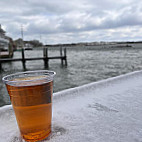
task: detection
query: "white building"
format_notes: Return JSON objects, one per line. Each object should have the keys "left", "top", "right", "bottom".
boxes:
{"left": 0, "top": 24, "right": 9, "bottom": 51}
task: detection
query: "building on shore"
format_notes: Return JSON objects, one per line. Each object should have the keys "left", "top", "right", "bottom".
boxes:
{"left": 0, "top": 24, "right": 9, "bottom": 51}
{"left": 0, "top": 24, "right": 14, "bottom": 58}
{"left": 14, "top": 38, "right": 42, "bottom": 49}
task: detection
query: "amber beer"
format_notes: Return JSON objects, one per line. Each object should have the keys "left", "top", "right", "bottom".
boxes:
{"left": 3, "top": 70, "right": 56, "bottom": 142}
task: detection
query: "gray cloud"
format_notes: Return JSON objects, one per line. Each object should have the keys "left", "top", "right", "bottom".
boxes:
{"left": 0, "top": 0, "right": 142, "bottom": 44}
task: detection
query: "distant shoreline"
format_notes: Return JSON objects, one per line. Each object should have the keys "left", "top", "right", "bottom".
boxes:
{"left": 45, "top": 41, "right": 142, "bottom": 47}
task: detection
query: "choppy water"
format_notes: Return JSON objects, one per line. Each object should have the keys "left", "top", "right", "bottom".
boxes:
{"left": 1, "top": 45, "right": 142, "bottom": 106}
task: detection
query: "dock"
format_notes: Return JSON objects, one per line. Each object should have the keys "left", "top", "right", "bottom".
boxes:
{"left": 0, "top": 51, "right": 13, "bottom": 58}
{"left": 0, "top": 47, "right": 67, "bottom": 70}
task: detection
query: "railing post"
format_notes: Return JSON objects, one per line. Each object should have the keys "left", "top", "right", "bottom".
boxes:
{"left": 21, "top": 48, "right": 26, "bottom": 69}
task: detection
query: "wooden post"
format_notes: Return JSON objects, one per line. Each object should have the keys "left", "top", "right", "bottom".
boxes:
{"left": 43, "top": 48, "right": 45, "bottom": 57}
{"left": 43, "top": 48, "right": 49, "bottom": 67}
{"left": 64, "top": 48, "right": 67, "bottom": 66}
{"left": 60, "top": 47, "right": 63, "bottom": 65}
{"left": 43, "top": 48, "right": 46, "bottom": 65}
{"left": 21, "top": 48, "right": 26, "bottom": 69}
{"left": 0, "top": 61, "right": 2, "bottom": 70}
{"left": 46, "top": 48, "right": 49, "bottom": 67}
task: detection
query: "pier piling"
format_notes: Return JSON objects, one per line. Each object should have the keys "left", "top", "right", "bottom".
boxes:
{"left": 64, "top": 48, "right": 67, "bottom": 66}
{"left": 43, "top": 48, "right": 49, "bottom": 67}
{"left": 0, "top": 61, "right": 1, "bottom": 70}
{"left": 60, "top": 47, "right": 63, "bottom": 65}
{"left": 21, "top": 48, "right": 26, "bottom": 69}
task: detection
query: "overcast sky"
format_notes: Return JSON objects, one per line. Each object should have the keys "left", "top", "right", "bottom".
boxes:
{"left": 0, "top": 0, "right": 142, "bottom": 44}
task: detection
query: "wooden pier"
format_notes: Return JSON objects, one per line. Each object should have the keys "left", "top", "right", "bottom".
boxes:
{"left": 0, "top": 47, "right": 67, "bottom": 70}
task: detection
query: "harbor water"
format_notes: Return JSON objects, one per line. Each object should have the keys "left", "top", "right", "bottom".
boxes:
{"left": 1, "top": 45, "right": 142, "bottom": 106}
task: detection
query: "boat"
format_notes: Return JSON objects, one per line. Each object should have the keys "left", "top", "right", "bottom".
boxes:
{"left": 24, "top": 46, "right": 33, "bottom": 50}
{"left": 24, "top": 43, "right": 33, "bottom": 50}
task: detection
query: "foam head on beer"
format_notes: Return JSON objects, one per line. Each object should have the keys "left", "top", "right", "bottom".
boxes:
{"left": 10, "top": 75, "right": 49, "bottom": 86}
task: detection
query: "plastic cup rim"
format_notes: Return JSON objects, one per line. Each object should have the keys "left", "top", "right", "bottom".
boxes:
{"left": 2, "top": 70, "right": 56, "bottom": 84}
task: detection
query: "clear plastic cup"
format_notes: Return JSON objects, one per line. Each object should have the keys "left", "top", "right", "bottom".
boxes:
{"left": 2, "top": 70, "right": 56, "bottom": 142}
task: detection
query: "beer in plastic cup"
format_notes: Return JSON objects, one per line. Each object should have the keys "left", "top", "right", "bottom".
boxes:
{"left": 2, "top": 70, "right": 56, "bottom": 142}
